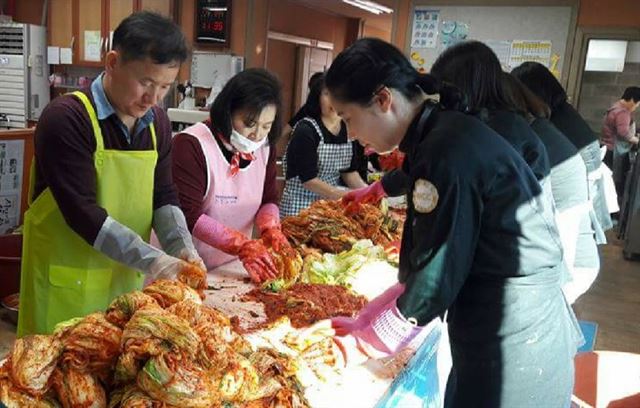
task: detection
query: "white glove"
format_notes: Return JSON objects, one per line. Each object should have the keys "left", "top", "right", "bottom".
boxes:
{"left": 94, "top": 216, "right": 172, "bottom": 274}
{"left": 148, "top": 253, "right": 193, "bottom": 281}
{"left": 176, "top": 247, "right": 206, "bottom": 271}
{"left": 153, "top": 205, "right": 200, "bottom": 259}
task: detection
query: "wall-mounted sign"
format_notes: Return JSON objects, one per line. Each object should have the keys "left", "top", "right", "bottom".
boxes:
{"left": 411, "top": 9, "right": 440, "bottom": 49}
{"left": 195, "top": 0, "right": 232, "bottom": 46}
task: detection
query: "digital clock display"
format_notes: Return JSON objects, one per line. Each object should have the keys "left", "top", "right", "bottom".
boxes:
{"left": 196, "top": 0, "right": 231, "bottom": 45}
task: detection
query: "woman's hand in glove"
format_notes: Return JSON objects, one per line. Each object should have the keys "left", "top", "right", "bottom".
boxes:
{"left": 331, "top": 282, "right": 405, "bottom": 336}
{"left": 238, "top": 240, "right": 279, "bottom": 283}
{"left": 261, "top": 227, "right": 292, "bottom": 252}
{"left": 350, "top": 300, "right": 425, "bottom": 357}
{"left": 255, "top": 203, "right": 291, "bottom": 252}
{"left": 341, "top": 180, "right": 386, "bottom": 205}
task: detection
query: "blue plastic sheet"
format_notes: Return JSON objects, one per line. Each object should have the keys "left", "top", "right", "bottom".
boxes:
{"left": 375, "top": 324, "right": 443, "bottom": 408}
{"left": 577, "top": 320, "right": 597, "bottom": 353}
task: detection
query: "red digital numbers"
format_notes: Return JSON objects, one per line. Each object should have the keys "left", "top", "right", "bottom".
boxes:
{"left": 200, "top": 11, "right": 225, "bottom": 32}
{"left": 200, "top": 21, "right": 224, "bottom": 32}
{"left": 196, "top": 1, "right": 229, "bottom": 43}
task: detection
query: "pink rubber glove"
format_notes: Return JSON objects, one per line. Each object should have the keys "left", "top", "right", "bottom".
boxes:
{"left": 193, "top": 214, "right": 278, "bottom": 283}
{"left": 255, "top": 203, "right": 292, "bottom": 252}
{"left": 331, "top": 282, "right": 405, "bottom": 336}
{"left": 341, "top": 180, "right": 387, "bottom": 205}
{"left": 352, "top": 299, "right": 425, "bottom": 356}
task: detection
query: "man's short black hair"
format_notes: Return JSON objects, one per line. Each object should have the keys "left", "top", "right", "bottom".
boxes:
{"left": 622, "top": 87, "right": 640, "bottom": 103}
{"left": 112, "top": 11, "right": 188, "bottom": 64}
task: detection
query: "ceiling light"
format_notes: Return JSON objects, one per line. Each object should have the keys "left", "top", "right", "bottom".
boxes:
{"left": 343, "top": 0, "right": 394, "bottom": 15}
{"left": 357, "top": 0, "right": 393, "bottom": 14}
{"left": 343, "top": 0, "right": 381, "bottom": 14}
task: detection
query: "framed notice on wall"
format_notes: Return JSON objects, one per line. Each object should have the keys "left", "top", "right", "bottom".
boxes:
{"left": 195, "top": 0, "right": 232, "bottom": 46}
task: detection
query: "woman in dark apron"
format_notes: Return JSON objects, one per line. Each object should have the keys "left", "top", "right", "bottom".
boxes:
{"left": 512, "top": 62, "right": 614, "bottom": 242}
{"left": 280, "top": 74, "right": 367, "bottom": 217}
{"left": 502, "top": 73, "right": 600, "bottom": 304}
{"left": 326, "top": 38, "right": 581, "bottom": 408}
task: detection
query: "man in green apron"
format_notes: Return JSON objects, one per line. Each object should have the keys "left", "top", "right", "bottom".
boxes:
{"left": 17, "top": 12, "right": 204, "bottom": 336}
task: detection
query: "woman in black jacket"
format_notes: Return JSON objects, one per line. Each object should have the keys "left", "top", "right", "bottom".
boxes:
{"left": 325, "top": 38, "right": 580, "bottom": 408}
{"left": 503, "top": 72, "right": 600, "bottom": 304}
{"left": 512, "top": 61, "right": 613, "bottom": 240}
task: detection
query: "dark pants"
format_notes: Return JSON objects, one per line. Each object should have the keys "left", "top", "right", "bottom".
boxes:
{"left": 604, "top": 149, "right": 614, "bottom": 168}
{"left": 615, "top": 153, "right": 631, "bottom": 207}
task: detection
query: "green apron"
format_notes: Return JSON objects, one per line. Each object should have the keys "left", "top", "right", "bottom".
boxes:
{"left": 17, "top": 91, "right": 158, "bottom": 336}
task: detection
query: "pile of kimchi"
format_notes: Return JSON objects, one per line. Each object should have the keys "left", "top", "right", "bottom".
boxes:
{"left": 0, "top": 279, "right": 310, "bottom": 408}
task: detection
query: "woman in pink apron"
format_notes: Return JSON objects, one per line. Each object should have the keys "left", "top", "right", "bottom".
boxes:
{"left": 171, "top": 69, "right": 290, "bottom": 283}
{"left": 280, "top": 74, "right": 368, "bottom": 217}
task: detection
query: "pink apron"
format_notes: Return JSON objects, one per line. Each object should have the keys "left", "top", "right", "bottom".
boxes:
{"left": 181, "top": 122, "right": 268, "bottom": 269}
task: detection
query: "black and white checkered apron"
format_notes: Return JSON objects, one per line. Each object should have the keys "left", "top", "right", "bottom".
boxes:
{"left": 280, "top": 118, "right": 354, "bottom": 217}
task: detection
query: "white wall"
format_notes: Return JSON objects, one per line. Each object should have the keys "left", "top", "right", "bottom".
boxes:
{"left": 625, "top": 41, "right": 640, "bottom": 63}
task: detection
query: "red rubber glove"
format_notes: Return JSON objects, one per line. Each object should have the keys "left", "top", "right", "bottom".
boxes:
{"left": 193, "top": 214, "right": 278, "bottom": 283}
{"left": 341, "top": 181, "right": 387, "bottom": 205}
{"left": 237, "top": 240, "right": 279, "bottom": 283}
{"left": 255, "top": 203, "right": 292, "bottom": 252}
{"left": 331, "top": 282, "right": 405, "bottom": 336}
{"left": 378, "top": 149, "right": 406, "bottom": 171}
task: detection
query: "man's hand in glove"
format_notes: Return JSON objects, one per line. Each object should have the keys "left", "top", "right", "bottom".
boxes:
{"left": 176, "top": 247, "right": 206, "bottom": 272}
{"left": 176, "top": 248, "right": 207, "bottom": 294}
{"left": 148, "top": 254, "right": 198, "bottom": 282}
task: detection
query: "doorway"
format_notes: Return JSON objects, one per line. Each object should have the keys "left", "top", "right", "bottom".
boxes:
{"left": 265, "top": 32, "right": 334, "bottom": 157}
{"left": 293, "top": 45, "right": 333, "bottom": 118}
{"left": 576, "top": 39, "right": 640, "bottom": 134}
{"left": 567, "top": 27, "right": 640, "bottom": 122}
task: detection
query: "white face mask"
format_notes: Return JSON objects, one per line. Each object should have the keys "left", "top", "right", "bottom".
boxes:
{"left": 230, "top": 129, "right": 267, "bottom": 153}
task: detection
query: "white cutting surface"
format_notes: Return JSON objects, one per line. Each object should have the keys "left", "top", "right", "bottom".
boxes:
{"left": 203, "top": 259, "right": 400, "bottom": 331}
{"left": 203, "top": 259, "right": 445, "bottom": 408}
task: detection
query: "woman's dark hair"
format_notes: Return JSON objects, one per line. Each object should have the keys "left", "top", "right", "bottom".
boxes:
{"left": 308, "top": 71, "right": 324, "bottom": 89}
{"left": 112, "top": 11, "right": 188, "bottom": 64}
{"left": 325, "top": 38, "right": 446, "bottom": 107}
{"left": 502, "top": 72, "right": 551, "bottom": 119}
{"left": 209, "top": 68, "right": 283, "bottom": 144}
{"left": 302, "top": 73, "right": 325, "bottom": 121}
{"left": 511, "top": 62, "right": 567, "bottom": 111}
{"left": 430, "top": 41, "right": 513, "bottom": 114}
{"left": 621, "top": 86, "right": 640, "bottom": 103}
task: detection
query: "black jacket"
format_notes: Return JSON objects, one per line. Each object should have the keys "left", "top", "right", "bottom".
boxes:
{"left": 484, "top": 109, "right": 550, "bottom": 181}
{"left": 550, "top": 100, "right": 598, "bottom": 152}
{"left": 396, "top": 104, "right": 578, "bottom": 408}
